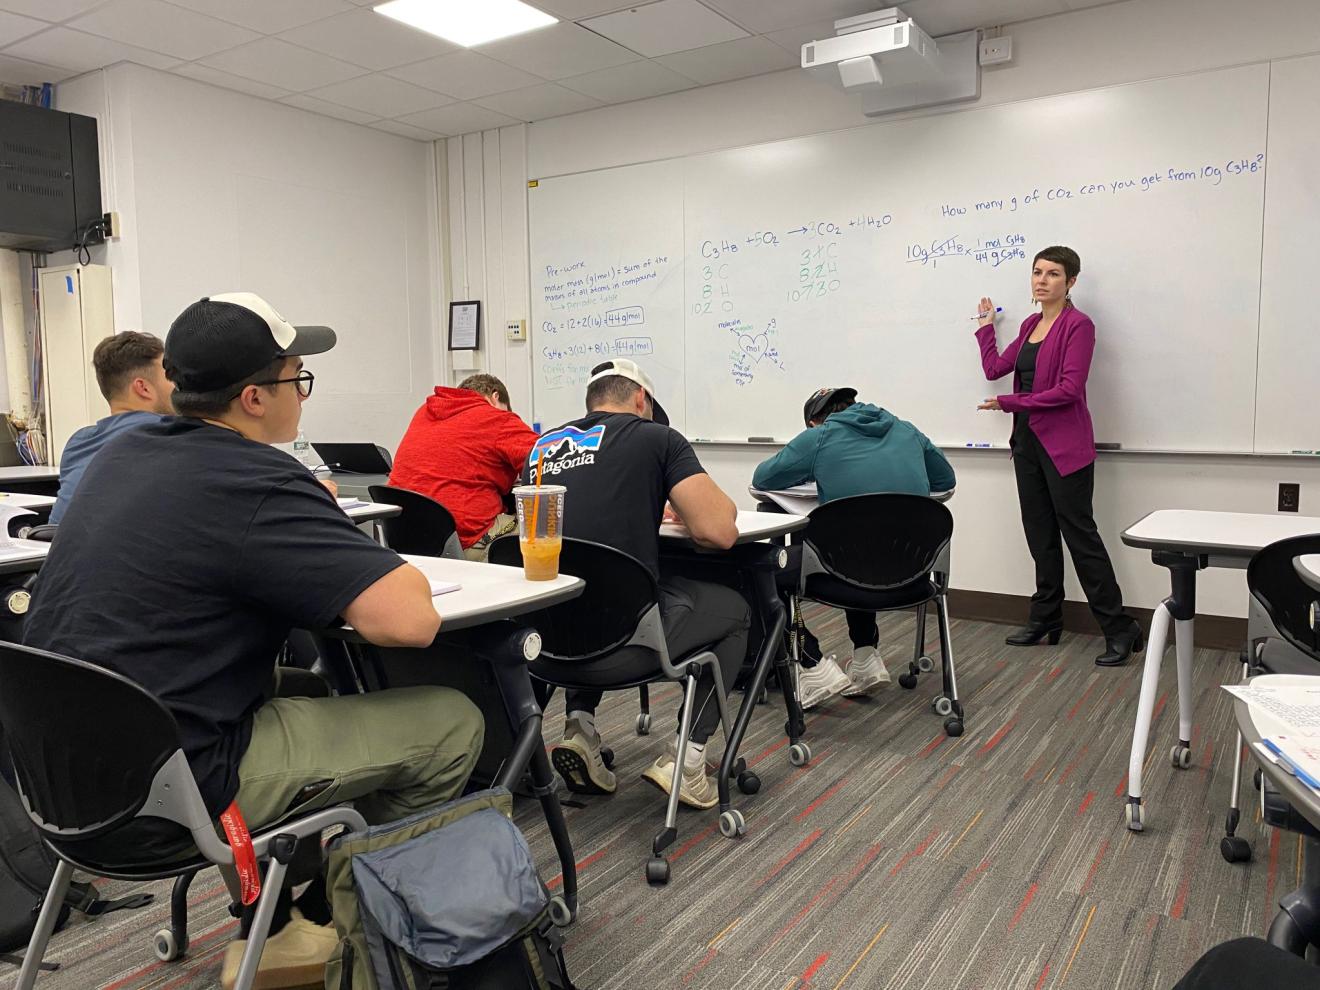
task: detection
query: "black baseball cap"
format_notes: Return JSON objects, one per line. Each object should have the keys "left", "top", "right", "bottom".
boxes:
{"left": 803, "top": 387, "right": 858, "bottom": 426}
{"left": 165, "top": 292, "right": 336, "bottom": 394}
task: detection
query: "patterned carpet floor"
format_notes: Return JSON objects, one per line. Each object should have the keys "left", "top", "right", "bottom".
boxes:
{"left": 0, "top": 609, "right": 1292, "bottom": 990}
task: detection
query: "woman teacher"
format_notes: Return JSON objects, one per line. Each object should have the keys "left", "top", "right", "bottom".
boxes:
{"left": 973, "top": 245, "right": 1143, "bottom": 667}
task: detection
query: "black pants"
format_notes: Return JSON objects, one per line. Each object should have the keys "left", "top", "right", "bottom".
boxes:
{"left": 1172, "top": 938, "right": 1320, "bottom": 990}
{"left": 1012, "top": 427, "right": 1134, "bottom": 638}
{"left": 565, "top": 575, "right": 750, "bottom": 745}
{"left": 778, "top": 545, "right": 879, "bottom": 654}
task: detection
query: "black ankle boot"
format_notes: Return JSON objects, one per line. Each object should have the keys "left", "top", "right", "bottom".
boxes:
{"left": 1005, "top": 621, "right": 1063, "bottom": 647}
{"left": 1096, "top": 623, "right": 1145, "bottom": 667}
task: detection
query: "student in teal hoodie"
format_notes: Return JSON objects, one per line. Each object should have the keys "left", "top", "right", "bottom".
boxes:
{"left": 753, "top": 387, "right": 955, "bottom": 708}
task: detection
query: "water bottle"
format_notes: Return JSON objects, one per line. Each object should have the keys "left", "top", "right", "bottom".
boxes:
{"left": 292, "top": 428, "right": 314, "bottom": 470}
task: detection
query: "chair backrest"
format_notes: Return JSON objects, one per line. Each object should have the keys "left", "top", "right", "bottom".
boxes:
{"left": 368, "top": 485, "right": 460, "bottom": 557}
{"left": 488, "top": 536, "right": 659, "bottom": 662}
{"left": 803, "top": 493, "right": 953, "bottom": 590}
{"left": 0, "top": 643, "right": 181, "bottom": 840}
{"left": 1248, "top": 535, "right": 1320, "bottom": 660}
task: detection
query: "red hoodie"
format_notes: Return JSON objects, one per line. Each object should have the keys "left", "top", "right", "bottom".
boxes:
{"left": 389, "top": 387, "right": 538, "bottom": 548}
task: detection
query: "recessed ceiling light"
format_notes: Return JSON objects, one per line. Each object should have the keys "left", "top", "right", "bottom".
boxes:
{"left": 374, "top": 0, "right": 557, "bottom": 47}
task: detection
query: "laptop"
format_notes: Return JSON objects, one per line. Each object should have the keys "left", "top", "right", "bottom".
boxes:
{"left": 310, "top": 442, "right": 393, "bottom": 474}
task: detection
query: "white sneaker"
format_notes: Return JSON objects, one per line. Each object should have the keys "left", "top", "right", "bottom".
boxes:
{"left": 843, "top": 647, "right": 891, "bottom": 697}
{"left": 795, "top": 655, "right": 852, "bottom": 710}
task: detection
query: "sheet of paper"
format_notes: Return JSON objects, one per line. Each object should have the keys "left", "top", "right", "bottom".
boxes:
{"left": 1224, "top": 676, "right": 1320, "bottom": 737}
{"left": 429, "top": 580, "right": 461, "bottom": 597}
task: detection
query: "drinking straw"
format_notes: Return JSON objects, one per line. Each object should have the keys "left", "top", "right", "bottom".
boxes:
{"left": 529, "top": 450, "right": 545, "bottom": 542}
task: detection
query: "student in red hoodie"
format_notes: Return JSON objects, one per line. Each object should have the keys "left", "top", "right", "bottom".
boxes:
{"left": 390, "top": 374, "right": 538, "bottom": 560}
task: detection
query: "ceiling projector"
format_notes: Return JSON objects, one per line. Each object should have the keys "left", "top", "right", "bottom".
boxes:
{"left": 801, "top": 8, "right": 979, "bottom": 115}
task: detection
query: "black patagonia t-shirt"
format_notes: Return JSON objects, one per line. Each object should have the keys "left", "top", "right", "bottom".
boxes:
{"left": 23, "top": 418, "right": 403, "bottom": 816}
{"left": 523, "top": 412, "right": 704, "bottom": 577}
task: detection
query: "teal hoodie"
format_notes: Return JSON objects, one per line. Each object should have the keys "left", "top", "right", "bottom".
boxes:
{"left": 751, "top": 403, "right": 955, "bottom": 503}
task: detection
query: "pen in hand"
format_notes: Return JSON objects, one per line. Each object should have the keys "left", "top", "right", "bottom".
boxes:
{"left": 970, "top": 307, "right": 1004, "bottom": 320}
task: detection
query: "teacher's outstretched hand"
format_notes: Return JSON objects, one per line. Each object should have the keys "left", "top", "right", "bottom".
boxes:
{"left": 969, "top": 245, "right": 1143, "bottom": 668}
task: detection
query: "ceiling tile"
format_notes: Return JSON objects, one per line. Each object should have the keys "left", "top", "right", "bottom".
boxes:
{"left": 655, "top": 34, "right": 796, "bottom": 85}
{"left": 1060, "top": 0, "right": 1127, "bottom": 8}
{"left": 532, "top": 0, "right": 632, "bottom": 17}
{"left": 583, "top": 0, "right": 747, "bottom": 57}
{"left": 701, "top": 0, "right": 877, "bottom": 34}
{"left": 370, "top": 118, "right": 442, "bottom": 141}
{"left": 560, "top": 59, "right": 696, "bottom": 103}
{"left": 0, "top": 0, "right": 109, "bottom": 22}
{"left": 2, "top": 26, "right": 180, "bottom": 72}
{"left": 476, "top": 22, "right": 637, "bottom": 81}
{"left": 201, "top": 36, "right": 366, "bottom": 91}
{"left": 278, "top": 7, "right": 457, "bottom": 71}
{"left": 387, "top": 50, "right": 545, "bottom": 100}
{"left": 67, "top": 0, "right": 260, "bottom": 60}
{"left": 763, "top": 19, "right": 838, "bottom": 56}
{"left": 396, "top": 102, "right": 521, "bottom": 137}
{"left": 0, "top": 51, "right": 73, "bottom": 82}
{"left": 166, "top": 0, "right": 355, "bottom": 34}
{"left": 899, "top": 0, "right": 1067, "bottom": 35}
{"left": 307, "top": 72, "right": 451, "bottom": 116}
{"left": 171, "top": 61, "right": 293, "bottom": 100}
{"left": 0, "top": 10, "right": 44, "bottom": 46}
{"left": 279, "top": 91, "right": 378, "bottom": 123}
{"left": 473, "top": 82, "right": 600, "bottom": 121}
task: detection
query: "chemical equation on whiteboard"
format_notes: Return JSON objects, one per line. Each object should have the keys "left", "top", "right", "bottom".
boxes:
{"left": 697, "top": 213, "right": 894, "bottom": 258}
{"left": 906, "top": 234, "right": 1026, "bottom": 269}
{"left": 541, "top": 306, "right": 645, "bottom": 336}
{"left": 540, "top": 337, "right": 655, "bottom": 364}
{"left": 725, "top": 318, "right": 785, "bottom": 387}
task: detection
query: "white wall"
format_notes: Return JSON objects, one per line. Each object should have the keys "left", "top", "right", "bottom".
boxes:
{"left": 447, "top": 0, "right": 1320, "bottom": 619}
{"left": 55, "top": 63, "right": 444, "bottom": 449}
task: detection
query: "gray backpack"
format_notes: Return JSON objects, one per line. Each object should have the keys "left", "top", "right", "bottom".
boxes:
{"left": 324, "top": 788, "right": 577, "bottom": 990}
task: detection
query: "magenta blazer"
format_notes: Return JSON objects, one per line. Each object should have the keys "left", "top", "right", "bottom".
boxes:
{"left": 976, "top": 306, "right": 1097, "bottom": 477}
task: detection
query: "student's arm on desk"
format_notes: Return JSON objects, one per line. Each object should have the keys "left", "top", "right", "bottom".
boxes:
{"left": 918, "top": 430, "right": 956, "bottom": 492}
{"left": 750, "top": 430, "right": 815, "bottom": 492}
{"left": 669, "top": 474, "right": 738, "bottom": 550}
{"left": 342, "top": 563, "right": 441, "bottom": 647}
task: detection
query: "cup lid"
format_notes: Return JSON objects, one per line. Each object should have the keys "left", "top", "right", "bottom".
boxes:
{"left": 512, "top": 484, "right": 567, "bottom": 495}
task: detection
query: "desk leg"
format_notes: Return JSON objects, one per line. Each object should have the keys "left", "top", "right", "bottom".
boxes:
{"left": 1127, "top": 601, "right": 1172, "bottom": 831}
{"left": 1172, "top": 618, "right": 1196, "bottom": 768}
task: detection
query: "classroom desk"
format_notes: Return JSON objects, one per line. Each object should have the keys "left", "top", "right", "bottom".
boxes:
{"left": 748, "top": 485, "right": 956, "bottom": 516}
{"left": 0, "top": 466, "right": 59, "bottom": 497}
{"left": 0, "top": 540, "right": 50, "bottom": 577}
{"left": 317, "top": 556, "right": 587, "bottom": 918}
{"left": 1120, "top": 509, "right": 1320, "bottom": 831}
{"left": 1294, "top": 555, "right": 1320, "bottom": 595}
{"left": 658, "top": 510, "right": 812, "bottom": 812}
{"left": 326, "top": 472, "right": 391, "bottom": 500}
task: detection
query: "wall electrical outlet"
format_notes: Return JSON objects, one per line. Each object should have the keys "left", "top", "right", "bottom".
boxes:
{"left": 1279, "top": 482, "right": 1301, "bottom": 512}
{"left": 102, "top": 211, "right": 120, "bottom": 239}
{"left": 506, "top": 319, "right": 527, "bottom": 341}
{"left": 979, "top": 36, "right": 1013, "bottom": 65}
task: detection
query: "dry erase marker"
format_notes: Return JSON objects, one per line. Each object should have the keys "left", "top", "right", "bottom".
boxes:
{"left": 965, "top": 442, "right": 991, "bottom": 448}
{"left": 748, "top": 436, "right": 776, "bottom": 443}
{"left": 970, "top": 307, "right": 1003, "bottom": 320}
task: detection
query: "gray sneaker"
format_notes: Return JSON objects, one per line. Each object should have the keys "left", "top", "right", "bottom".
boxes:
{"left": 796, "top": 655, "right": 851, "bottom": 709}
{"left": 552, "top": 715, "right": 617, "bottom": 794}
{"left": 842, "top": 647, "right": 891, "bottom": 696}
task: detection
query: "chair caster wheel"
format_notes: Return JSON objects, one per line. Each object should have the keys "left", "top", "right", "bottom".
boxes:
{"left": 635, "top": 713, "right": 652, "bottom": 736}
{"left": 645, "top": 857, "right": 670, "bottom": 885}
{"left": 719, "top": 810, "right": 747, "bottom": 838}
{"left": 548, "top": 895, "right": 574, "bottom": 926}
{"left": 1125, "top": 800, "right": 1144, "bottom": 832}
{"left": 1253, "top": 768, "right": 1263, "bottom": 791}
{"left": 933, "top": 696, "right": 954, "bottom": 717}
{"left": 153, "top": 928, "right": 186, "bottom": 962}
{"left": 943, "top": 717, "right": 963, "bottom": 737}
{"left": 916, "top": 655, "right": 934, "bottom": 673}
{"left": 898, "top": 673, "right": 918, "bottom": 690}
{"left": 1220, "top": 836, "right": 1251, "bottom": 864}
{"left": 737, "top": 771, "right": 760, "bottom": 795}
{"left": 788, "top": 742, "right": 811, "bottom": 767}
{"left": 601, "top": 746, "right": 615, "bottom": 770}
{"left": 1170, "top": 744, "right": 1192, "bottom": 769}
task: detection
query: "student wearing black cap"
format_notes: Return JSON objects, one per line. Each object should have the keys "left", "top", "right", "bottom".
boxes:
{"left": 753, "top": 387, "right": 955, "bottom": 708}
{"left": 23, "top": 293, "right": 484, "bottom": 990}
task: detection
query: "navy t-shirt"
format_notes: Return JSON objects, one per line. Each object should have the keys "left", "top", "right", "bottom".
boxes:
{"left": 523, "top": 412, "right": 704, "bottom": 577}
{"left": 24, "top": 418, "right": 403, "bottom": 815}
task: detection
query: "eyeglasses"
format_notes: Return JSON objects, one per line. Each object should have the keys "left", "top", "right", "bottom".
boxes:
{"left": 248, "top": 369, "right": 315, "bottom": 399}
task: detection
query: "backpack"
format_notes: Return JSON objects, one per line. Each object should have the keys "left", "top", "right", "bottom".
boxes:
{"left": 324, "top": 787, "right": 577, "bottom": 990}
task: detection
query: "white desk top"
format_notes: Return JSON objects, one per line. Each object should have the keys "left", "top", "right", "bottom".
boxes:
{"left": 0, "top": 539, "right": 50, "bottom": 575}
{"left": 1122, "top": 509, "right": 1320, "bottom": 558}
{"left": 1295, "top": 555, "right": 1320, "bottom": 593}
{"left": 1232, "top": 676, "right": 1320, "bottom": 829}
{"left": 660, "top": 508, "right": 808, "bottom": 545}
{"left": 400, "top": 554, "right": 583, "bottom": 632}
{"left": 0, "top": 466, "right": 59, "bottom": 481}
{"left": 342, "top": 501, "right": 401, "bottom": 523}
{"left": 0, "top": 493, "right": 55, "bottom": 509}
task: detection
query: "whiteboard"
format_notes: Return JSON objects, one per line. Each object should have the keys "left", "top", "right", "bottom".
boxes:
{"left": 530, "top": 63, "right": 1275, "bottom": 451}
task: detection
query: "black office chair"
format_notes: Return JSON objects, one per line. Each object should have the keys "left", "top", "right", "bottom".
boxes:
{"left": 367, "top": 485, "right": 463, "bottom": 559}
{"left": 0, "top": 643, "right": 367, "bottom": 990}
{"left": 795, "top": 493, "right": 964, "bottom": 736}
{"left": 1221, "top": 535, "right": 1320, "bottom": 865}
{"left": 489, "top": 536, "right": 757, "bottom": 886}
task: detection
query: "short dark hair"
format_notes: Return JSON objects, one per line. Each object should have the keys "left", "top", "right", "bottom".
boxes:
{"left": 1033, "top": 245, "right": 1081, "bottom": 281}
{"left": 814, "top": 397, "right": 855, "bottom": 423}
{"left": 585, "top": 374, "right": 642, "bottom": 412}
{"left": 92, "top": 331, "right": 164, "bottom": 401}
{"left": 458, "top": 373, "right": 511, "bottom": 407}
{"left": 171, "top": 357, "right": 286, "bottom": 419}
